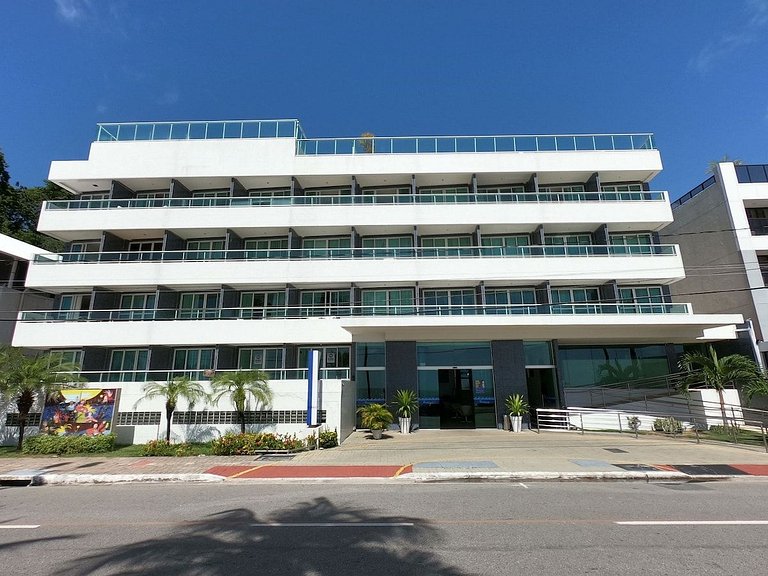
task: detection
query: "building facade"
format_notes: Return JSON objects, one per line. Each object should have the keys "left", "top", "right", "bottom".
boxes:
{"left": 667, "top": 162, "right": 768, "bottom": 365}
{"left": 8, "top": 120, "right": 743, "bottom": 440}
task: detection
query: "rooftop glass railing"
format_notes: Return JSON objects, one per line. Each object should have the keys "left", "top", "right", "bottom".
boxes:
{"left": 297, "top": 133, "right": 656, "bottom": 155}
{"left": 44, "top": 190, "right": 667, "bottom": 211}
{"left": 32, "top": 244, "right": 678, "bottom": 264}
{"left": 19, "top": 302, "right": 691, "bottom": 323}
{"left": 95, "top": 119, "right": 305, "bottom": 142}
{"left": 77, "top": 367, "right": 349, "bottom": 383}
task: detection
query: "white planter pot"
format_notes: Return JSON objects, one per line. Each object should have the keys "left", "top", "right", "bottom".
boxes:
{"left": 371, "top": 429, "right": 384, "bottom": 440}
{"left": 399, "top": 417, "right": 411, "bottom": 434}
{"left": 510, "top": 415, "right": 523, "bottom": 433}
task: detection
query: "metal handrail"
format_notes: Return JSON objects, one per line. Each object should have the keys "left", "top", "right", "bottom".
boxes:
{"left": 32, "top": 243, "right": 679, "bottom": 264}
{"left": 18, "top": 302, "right": 693, "bottom": 322}
{"left": 76, "top": 367, "right": 350, "bottom": 382}
{"left": 43, "top": 190, "right": 668, "bottom": 211}
{"left": 297, "top": 133, "right": 656, "bottom": 155}
{"left": 95, "top": 119, "right": 304, "bottom": 142}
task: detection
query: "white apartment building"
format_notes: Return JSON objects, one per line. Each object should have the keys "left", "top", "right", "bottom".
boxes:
{"left": 8, "top": 119, "right": 743, "bottom": 441}
{"left": 667, "top": 162, "right": 768, "bottom": 366}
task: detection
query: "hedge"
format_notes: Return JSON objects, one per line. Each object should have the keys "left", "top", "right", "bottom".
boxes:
{"left": 211, "top": 432, "right": 305, "bottom": 455}
{"left": 22, "top": 434, "right": 116, "bottom": 455}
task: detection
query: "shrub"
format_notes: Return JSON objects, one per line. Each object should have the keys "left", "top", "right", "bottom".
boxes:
{"left": 22, "top": 434, "right": 116, "bottom": 455}
{"left": 318, "top": 428, "right": 338, "bottom": 449}
{"left": 305, "top": 431, "right": 317, "bottom": 449}
{"left": 626, "top": 416, "right": 641, "bottom": 432}
{"left": 653, "top": 417, "right": 683, "bottom": 435}
{"left": 142, "top": 440, "right": 197, "bottom": 457}
{"left": 211, "top": 432, "right": 305, "bottom": 455}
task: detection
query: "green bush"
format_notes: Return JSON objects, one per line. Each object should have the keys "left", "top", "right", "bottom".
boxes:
{"left": 142, "top": 440, "right": 197, "bottom": 457}
{"left": 653, "top": 417, "right": 683, "bottom": 435}
{"left": 305, "top": 431, "right": 317, "bottom": 449}
{"left": 22, "top": 434, "right": 116, "bottom": 455}
{"left": 211, "top": 432, "right": 305, "bottom": 455}
{"left": 318, "top": 428, "right": 338, "bottom": 449}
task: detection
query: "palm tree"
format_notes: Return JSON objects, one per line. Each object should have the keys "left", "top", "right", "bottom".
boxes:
{"left": 706, "top": 155, "right": 743, "bottom": 175}
{"left": 0, "top": 346, "right": 81, "bottom": 450}
{"left": 211, "top": 370, "right": 273, "bottom": 434}
{"left": 141, "top": 376, "right": 208, "bottom": 442}
{"left": 678, "top": 345, "right": 766, "bottom": 429}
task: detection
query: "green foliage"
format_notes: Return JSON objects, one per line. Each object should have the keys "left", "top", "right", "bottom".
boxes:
{"left": 142, "top": 440, "right": 197, "bottom": 457}
{"left": 0, "top": 151, "right": 68, "bottom": 251}
{"left": 211, "top": 432, "right": 305, "bottom": 455}
{"left": 141, "top": 376, "right": 208, "bottom": 442}
{"left": 0, "top": 345, "right": 82, "bottom": 450}
{"left": 22, "top": 433, "right": 115, "bottom": 455}
{"left": 211, "top": 370, "right": 273, "bottom": 434}
{"left": 318, "top": 428, "right": 338, "bottom": 449}
{"left": 626, "top": 416, "right": 641, "bottom": 432}
{"left": 357, "top": 403, "right": 394, "bottom": 430}
{"left": 392, "top": 389, "right": 419, "bottom": 418}
{"left": 653, "top": 417, "right": 683, "bottom": 435}
{"left": 504, "top": 394, "right": 530, "bottom": 416}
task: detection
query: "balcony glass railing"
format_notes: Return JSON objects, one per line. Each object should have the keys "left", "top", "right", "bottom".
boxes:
{"left": 44, "top": 190, "right": 667, "bottom": 211}
{"left": 748, "top": 218, "right": 768, "bottom": 236}
{"left": 296, "top": 133, "right": 656, "bottom": 155}
{"left": 33, "top": 244, "right": 678, "bottom": 264}
{"left": 77, "top": 367, "right": 349, "bottom": 383}
{"left": 95, "top": 119, "right": 304, "bottom": 142}
{"left": 19, "top": 302, "right": 692, "bottom": 323}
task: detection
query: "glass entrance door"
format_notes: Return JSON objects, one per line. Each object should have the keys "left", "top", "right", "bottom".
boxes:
{"left": 525, "top": 368, "right": 559, "bottom": 426}
{"left": 438, "top": 368, "right": 475, "bottom": 429}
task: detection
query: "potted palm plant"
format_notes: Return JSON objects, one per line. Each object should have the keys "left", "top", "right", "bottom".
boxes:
{"left": 504, "top": 394, "right": 529, "bottom": 432}
{"left": 357, "top": 403, "right": 393, "bottom": 439}
{"left": 392, "top": 389, "right": 418, "bottom": 434}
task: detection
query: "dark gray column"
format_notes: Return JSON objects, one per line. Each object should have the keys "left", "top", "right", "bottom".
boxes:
{"left": 100, "top": 232, "right": 126, "bottom": 261}
{"left": 532, "top": 224, "right": 545, "bottom": 245}
{"left": 163, "top": 230, "right": 185, "bottom": 251}
{"left": 535, "top": 281, "right": 551, "bottom": 312}
{"left": 91, "top": 289, "right": 119, "bottom": 320}
{"left": 385, "top": 341, "right": 417, "bottom": 422}
{"left": 216, "top": 346, "right": 237, "bottom": 371}
{"left": 351, "top": 176, "right": 361, "bottom": 196}
{"left": 599, "top": 281, "right": 619, "bottom": 304}
{"left": 525, "top": 173, "right": 538, "bottom": 194}
{"left": 226, "top": 229, "right": 243, "bottom": 251}
{"left": 230, "top": 178, "right": 247, "bottom": 197}
{"left": 410, "top": 174, "right": 417, "bottom": 196}
{"left": 220, "top": 285, "right": 239, "bottom": 319}
{"left": 551, "top": 340, "right": 565, "bottom": 408}
{"left": 471, "top": 173, "right": 477, "bottom": 196}
{"left": 170, "top": 179, "right": 191, "bottom": 198}
{"left": 155, "top": 287, "right": 179, "bottom": 320}
{"left": 291, "top": 177, "right": 304, "bottom": 196}
{"left": 665, "top": 343, "right": 680, "bottom": 374}
{"left": 149, "top": 346, "right": 173, "bottom": 380}
{"left": 585, "top": 172, "right": 600, "bottom": 192}
{"left": 491, "top": 340, "right": 527, "bottom": 426}
{"left": 82, "top": 347, "right": 109, "bottom": 374}
{"left": 593, "top": 224, "right": 609, "bottom": 245}
{"left": 110, "top": 180, "right": 134, "bottom": 200}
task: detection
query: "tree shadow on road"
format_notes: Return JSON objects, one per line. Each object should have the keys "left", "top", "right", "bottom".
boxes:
{"left": 57, "top": 496, "right": 475, "bottom": 576}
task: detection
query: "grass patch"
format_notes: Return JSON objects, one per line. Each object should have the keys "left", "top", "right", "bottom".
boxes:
{"left": 701, "top": 427, "right": 766, "bottom": 447}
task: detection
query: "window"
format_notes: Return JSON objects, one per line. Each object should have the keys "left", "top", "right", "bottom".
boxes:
{"left": 551, "top": 288, "right": 600, "bottom": 314}
{"left": 300, "top": 290, "right": 351, "bottom": 316}
{"left": 135, "top": 191, "right": 170, "bottom": 199}
{"left": 118, "top": 293, "right": 156, "bottom": 320}
{"left": 302, "top": 237, "right": 351, "bottom": 258}
{"left": 173, "top": 348, "right": 215, "bottom": 379}
{"left": 416, "top": 186, "right": 469, "bottom": 203}
{"left": 421, "top": 236, "right": 473, "bottom": 257}
{"left": 58, "top": 294, "right": 90, "bottom": 320}
{"left": 298, "top": 346, "right": 350, "bottom": 378}
{"left": 539, "top": 184, "right": 586, "bottom": 199}
{"left": 109, "top": 349, "right": 149, "bottom": 382}
{"left": 609, "top": 233, "right": 652, "bottom": 245}
{"left": 191, "top": 190, "right": 230, "bottom": 206}
{"left": 51, "top": 349, "right": 83, "bottom": 368}
{"left": 619, "top": 286, "right": 665, "bottom": 312}
{"left": 127, "top": 239, "right": 163, "bottom": 261}
{"left": 185, "top": 239, "right": 225, "bottom": 260}
{"left": 477, "top": 186, "right": 526, "bottom": 202}
{"left": 179, "top": 292, "right": 220, "bottom": 319}
{"left": 485, "top": 288, "right": 536, "bottom": 313}
{"left": 246, "top": 189, "right": 290, "bottom": 206}
{"left": 601, "top": 183, "right": 643, "bottom": 192}
{"left": 356, "top": 343, "right": 386, "bottom": 403}
{"left": 243, "top": 237, "right": 289, "bottom": 259}
{"left": 134, "top": 191, "right": 170, "bottom": 207}
{"left": 481, "top": 235, "right": 530, "bottom": 255}
{"left": 544, "top": 234, "right": 592, "bottom": 245}
{"left": 361, "top": 187, "right": 411, "bottom": 204}
{"left": 361, "top": 236, "right": 413, "bottom": 257}
{"left": 421, "top": 288, "right": 476, "bottom": 315}
{"left": 67, "top": 241, "right": 100, "bottom": 262}
{"left": 361, "top": 288, "right": 414, "bottom": 315}
{"left": 238, "top": 348, "right": 284, "bottom": 372}
{"left": 239, "top": 291, "right": 286, "bottom": 318}
{"left": 736, "top": 165, "right": 768, "bottom": 184}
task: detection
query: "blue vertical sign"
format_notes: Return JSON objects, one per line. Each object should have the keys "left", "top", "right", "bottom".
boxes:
{"left": 306, "top": 349, "right": 320, "bottom": 426}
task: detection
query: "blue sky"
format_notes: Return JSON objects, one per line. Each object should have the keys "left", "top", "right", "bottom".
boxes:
{"left": 1, "top": 0, "right": 767, "bottom": 199}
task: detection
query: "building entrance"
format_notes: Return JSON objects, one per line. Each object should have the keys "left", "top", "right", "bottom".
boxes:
{"left": 438, "top": 368, "right": 475, "bottom": 429}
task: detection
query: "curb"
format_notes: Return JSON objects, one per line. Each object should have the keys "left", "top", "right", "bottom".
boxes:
{"left": 398, "top": 471, "right": 693, "bottom": 482}
{"left": 0, "top": 473, "right": 224, "bottom": 486}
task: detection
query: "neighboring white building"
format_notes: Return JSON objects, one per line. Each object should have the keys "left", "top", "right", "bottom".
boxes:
{"left": 7, "top": 119, "right": 743, "bottom": 442}
{"left": 666, "top": 162, "right": 768, "bottom": 366}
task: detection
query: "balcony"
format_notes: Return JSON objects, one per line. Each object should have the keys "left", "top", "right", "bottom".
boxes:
{"left": 95, "top": 119, "right": 304, "bottom": 142}
{"left": 76, "top": 367, "right": 349, "bottom": 383}
{"left": 25, "top": 244, "right": 684, "bottom": 290}
{"left": 749, "top": 218, "right": 768, "bottom": 236}
{"left": 43, "top": 190, "right": 668, "bottom": 212}
{"left": 297, "top": 133, "right": 656, "bottom": 155}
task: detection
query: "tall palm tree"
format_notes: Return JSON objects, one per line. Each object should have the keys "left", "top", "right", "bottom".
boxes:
{"left": 141, "top": 376, "right": 208, "bottom": 442}
{"left": 211, "top": 370, "right": 272, "bottom": 434}
{"left": 679, "top": 345, "right": 766, "bottom": 429}
{"left": 0, "top": 346, "right": 81, "bottom": 450}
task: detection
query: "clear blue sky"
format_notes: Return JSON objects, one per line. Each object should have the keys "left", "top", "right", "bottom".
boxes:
{"left": 2, "top": 0, "right": 767, "bottom": 199}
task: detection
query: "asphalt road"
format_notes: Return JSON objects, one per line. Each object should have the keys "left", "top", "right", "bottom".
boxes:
{"left": 1, "top": 480, "right": 767, "bottom": 575}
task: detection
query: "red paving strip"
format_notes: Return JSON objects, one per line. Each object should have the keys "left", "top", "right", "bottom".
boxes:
{"left": 207, "top": 465, "right": 410, "bottom": 478}
{"left": 653, "top": 464, "right": 679, "bottom": 472}
{"left": 730, "top": 464, "right": 768, "bottom": 476}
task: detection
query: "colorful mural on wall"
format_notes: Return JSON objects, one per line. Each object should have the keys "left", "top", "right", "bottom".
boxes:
{"left": 40, "top": 389, "right": 119, "bottom": 436}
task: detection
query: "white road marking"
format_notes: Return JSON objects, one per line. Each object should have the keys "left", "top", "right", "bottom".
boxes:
{"left": 250, "top": 522, "right": 414, "bottom": 527}
{"left": 519, "top": 482, "right": 529, "bottom": 489}
{"left": 616, "top": 520, "right": 768, "bottom": 526}
{"left": 0, "top": 525, "right": 40, "bottom": 529}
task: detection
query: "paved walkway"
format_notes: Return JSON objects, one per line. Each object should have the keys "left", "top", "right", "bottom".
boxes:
{"left": 2, "top": 429, "right": 768, "bottom": 484}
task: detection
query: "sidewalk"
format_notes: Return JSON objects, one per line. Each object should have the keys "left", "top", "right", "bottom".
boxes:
{"left": 2, "top": 429, "right": 768, "bottom": 485}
